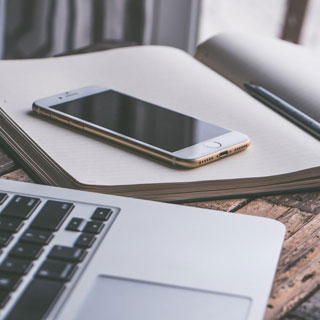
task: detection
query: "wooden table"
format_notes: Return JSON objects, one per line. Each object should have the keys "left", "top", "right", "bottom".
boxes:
{"left": 0, "top": 145, "right": 319, "bottom": 320}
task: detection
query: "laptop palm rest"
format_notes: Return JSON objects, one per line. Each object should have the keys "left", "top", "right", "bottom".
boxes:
{"left": 76, "top": 275, "right": 251, "bottom": 320}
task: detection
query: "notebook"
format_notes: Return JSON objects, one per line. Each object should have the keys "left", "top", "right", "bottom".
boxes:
{"left": 0, "top": 38, "right": 318, "bottom": 201}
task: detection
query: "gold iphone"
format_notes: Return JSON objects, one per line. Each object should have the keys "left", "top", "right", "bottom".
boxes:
{"left": 33, "top": 86, "right": 250, "bottom": 168}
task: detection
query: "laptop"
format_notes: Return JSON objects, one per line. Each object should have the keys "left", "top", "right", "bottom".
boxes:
{"left": 0, "top": 179, "right": 285, "bottom": 320}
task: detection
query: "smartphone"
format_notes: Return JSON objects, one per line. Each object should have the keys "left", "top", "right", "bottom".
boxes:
{"left": 32, "top": 86, "right": 250, "bottom": 168}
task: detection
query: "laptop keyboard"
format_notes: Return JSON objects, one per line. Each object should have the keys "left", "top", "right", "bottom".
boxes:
{"left": 0, "top": 190, "right": 120, "bottom": 320}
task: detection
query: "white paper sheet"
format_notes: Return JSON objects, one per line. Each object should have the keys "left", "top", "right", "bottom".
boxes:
{"left": 0, "top": 45, "right": 318, "bottom": 186}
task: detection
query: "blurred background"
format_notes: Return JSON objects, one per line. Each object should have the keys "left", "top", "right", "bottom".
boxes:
{"left": 0, "top": 0, "right": 317, "bottom": 59}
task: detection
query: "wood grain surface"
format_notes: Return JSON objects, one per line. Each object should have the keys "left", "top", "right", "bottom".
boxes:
{"left": 0, "top": 145, "right": 319, "bottom": 319}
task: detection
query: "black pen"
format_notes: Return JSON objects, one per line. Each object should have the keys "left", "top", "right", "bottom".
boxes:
{"left": 244, "top": 83, "right": 320, "bottom": 141}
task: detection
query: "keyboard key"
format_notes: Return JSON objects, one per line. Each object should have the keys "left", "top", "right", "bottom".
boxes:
{"left": 31, "top": 200, "right": 74, "bottom": 231}
{"left": 1, "top": 195, "right": 40, "bottom": 220}
{"left": 74, "top": 233, "right": 96, "bottom": 248}
{"left": 0, "top": 193, "right": 8, "bottom": 205}
{"left": 91, "top": 207, "right": 112, "bottom": 221}
{"left": 10, "top": 242, "right": 43, "bottom": 260}
{"left": 66, "top": 217, "right": 84, "bottom": 232}
{"left": 0, "top": 273, "right": 21, "bottom": 291}
{"left": 0, "top": 218, "right": 23, "bottom": 233}
{"left": 0, "top": 291, "right": 10, "bottom": 308}
{"left": 5, "top": 279, "right": 65, "bottom": 319}
{"left": 48, "top": 246, "right": 87, "bottom": 263}
{"left": 0, "top": 258, "right": 33, "bottom": 275}
{"left": 83, "top": 221, "right": 104, "bottom": 234}
{"left": 20, "top": 229, "right": 53, "bottom": 245}
{"left": 0, "top": 232, "right": 13, "bottom": 247}
{"left": 36, "top": 259, "right": 77, "bottom": 282}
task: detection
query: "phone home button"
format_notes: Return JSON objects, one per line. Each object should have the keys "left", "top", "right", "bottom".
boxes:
{"left": 204, "top": 141, "right": 222, "bottom": 148}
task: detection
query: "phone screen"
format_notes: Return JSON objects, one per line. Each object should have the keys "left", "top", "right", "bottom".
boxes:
{"left": 51, "top": 90, "right": 230, "bottom": 152}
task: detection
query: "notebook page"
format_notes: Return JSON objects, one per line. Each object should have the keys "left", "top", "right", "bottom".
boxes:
{"left": 196, "top": 33, "right": 320, "bottom": 122}
{"left": 0, "top": 46, "right": 318, "bottom": 186}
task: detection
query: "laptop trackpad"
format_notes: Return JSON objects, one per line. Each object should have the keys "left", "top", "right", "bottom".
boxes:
{"left": 76, "top": 275, "right": 251, "bottom": 320}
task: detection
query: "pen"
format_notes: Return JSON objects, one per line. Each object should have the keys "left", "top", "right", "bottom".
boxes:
{"left": 244, "top": 83, "right": 320, "bottom": 141}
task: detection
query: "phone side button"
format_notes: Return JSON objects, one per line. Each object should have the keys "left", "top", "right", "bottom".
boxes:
{"left": 41, "top": 109, "right": 52, "bottom": 118}
{"left": 51, "top": 113, "right": 69, "bottom": 125}
{"left": 70, "top": 120, "right": 84, "bottom": 130}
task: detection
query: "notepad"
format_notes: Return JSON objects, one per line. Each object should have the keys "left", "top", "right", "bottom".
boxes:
{"left": 0, "top": 41, "right": 318, "bottom": 201}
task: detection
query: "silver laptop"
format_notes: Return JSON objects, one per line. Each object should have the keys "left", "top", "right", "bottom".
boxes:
{"left": 0, "top": 179, "right": 285, "bottom": 320}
